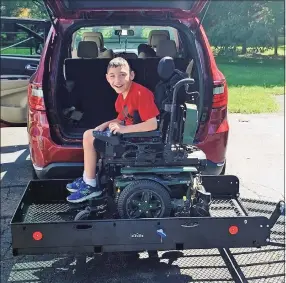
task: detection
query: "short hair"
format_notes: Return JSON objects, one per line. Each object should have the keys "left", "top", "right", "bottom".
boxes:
{"left": 107, "top": 57, "right": 131, "bottom": 72}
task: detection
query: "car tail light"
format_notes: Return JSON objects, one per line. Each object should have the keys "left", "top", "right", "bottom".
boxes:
{"left": 212, "top": 81, "right": 228, "bottom": 108}
{"left": 28, "top": 83, "right": 45, "bottom": 111}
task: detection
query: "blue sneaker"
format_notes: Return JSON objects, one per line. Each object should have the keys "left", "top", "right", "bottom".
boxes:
{"left": 66, "top": 177, "right": 84, "bottom": 193}
{"left": 67, "top": 182, "right": 102, "bottom": 203}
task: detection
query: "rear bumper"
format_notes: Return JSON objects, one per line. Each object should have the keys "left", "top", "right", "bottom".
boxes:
{"left": 34, "top": 162, "right": 84, "bottom": 179}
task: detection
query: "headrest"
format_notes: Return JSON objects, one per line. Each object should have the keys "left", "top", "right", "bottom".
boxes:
{"left": 98, "top": 49, "right": 114, "bottom": 59}
{"left": 156, "top": 40, "right": 177, "bottom": 58}
{"left": 138, "top": 52, "right": 147, "bottom": 58}
{"left": 77, "top": 41, "right": 98, "bottom": 58}
{"left": 82, "top": 32, "right": 104, "bottom": 50}
{"left": 137, "top": 43, "right": 156, "bottom": 57}
{"left": 148, "top": 30, "right": 170, "bottom": 48}
{"left": 119, "top": 53, "right": 138, "bottom": 59}
{"left": 157, "top": 56, "right": 175, "bottom": 81}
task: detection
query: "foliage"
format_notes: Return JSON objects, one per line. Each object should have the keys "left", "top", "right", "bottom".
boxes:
{"left": 1, "top": 0, "right": 48, "bottom": 19}
{"left": 142, "top": 28, "right": 153, "bottom": 39}
{"left": 101, "top": 28, "right": 113, "bottom": 38}
{"left": 1, "top": 0, "right": 284, "bottom": 56}
{"left": 203, "top": 1, "right": 284, "bottom": 55}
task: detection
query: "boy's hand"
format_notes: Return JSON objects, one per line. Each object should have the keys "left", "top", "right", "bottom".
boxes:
{"left": 109, "top": 122, "right": 126, "bottom": 134}
{"left": 94, "top": 123, "right": 108, "bottom": 131}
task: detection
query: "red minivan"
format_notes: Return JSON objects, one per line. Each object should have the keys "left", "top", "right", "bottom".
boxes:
{"left": 28, "top": 0, "right": 229, "bottom": 179}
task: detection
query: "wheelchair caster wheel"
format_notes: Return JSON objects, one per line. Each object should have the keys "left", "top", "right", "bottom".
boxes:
{"left": 74, "top": 209, "right": 91, "bottom": 220}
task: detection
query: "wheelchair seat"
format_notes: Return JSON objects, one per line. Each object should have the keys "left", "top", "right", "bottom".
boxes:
{"left": 121, "top": 130, "right": 161, "bottom": 138}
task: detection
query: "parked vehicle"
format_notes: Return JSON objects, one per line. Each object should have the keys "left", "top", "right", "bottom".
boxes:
{"left": 0, "top": 17, "right": 50, "bottom": 125}
{"left": 28, "top": 0, "right": 229, "bottom": 179}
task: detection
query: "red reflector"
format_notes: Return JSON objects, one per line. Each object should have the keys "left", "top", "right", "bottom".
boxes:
{"left": 33, "top": 231, "right": 43, "bottom": 241}
{"left": 216, "top": 119, "right": 229, "bottom": 133}
{"left": 229, "top": 226, "right": 239, "bottom": 235}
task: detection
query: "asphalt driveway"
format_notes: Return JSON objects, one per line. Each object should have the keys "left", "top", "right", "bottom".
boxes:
{"left": 1, "top": 113, "right": 285, "bottom": 283}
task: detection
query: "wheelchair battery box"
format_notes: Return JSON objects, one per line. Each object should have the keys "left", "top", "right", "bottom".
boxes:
{"left": 9, "top": 176, "right": 278, "bottom": 256}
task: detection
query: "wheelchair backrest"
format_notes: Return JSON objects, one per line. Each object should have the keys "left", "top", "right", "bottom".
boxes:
{"left": 154, "top": 56, "right": 198, "bottom": 145}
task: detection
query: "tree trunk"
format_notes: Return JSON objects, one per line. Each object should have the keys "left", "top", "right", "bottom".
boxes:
{"left": 274, "top": 34, "right": 278, "bottom": 56}
{"left": 241, "top": 42, "right": 247, "bottom": 54}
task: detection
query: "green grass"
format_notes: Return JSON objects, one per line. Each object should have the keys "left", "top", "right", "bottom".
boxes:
{"left": 261, "top": 46, "right": 285, "bottom": 56}
{"left": 0, "top": 48, "right": 34, "bottom": 55}
{"left": 212, "top": 46, "right": 285, "bottom": 57}
{"left": 228, "top": 86, "right": 280, "bottom": 114}
{"left": 215, "top": 56, "right": 284, "bottom": 113}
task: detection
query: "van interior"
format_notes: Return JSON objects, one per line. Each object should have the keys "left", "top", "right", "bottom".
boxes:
{"left": 53, "top": 25, "right": 204, "bottom": 138}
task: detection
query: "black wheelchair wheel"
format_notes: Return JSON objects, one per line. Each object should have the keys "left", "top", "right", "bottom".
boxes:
{"left": 117, "top": 180, "right": 172, "bottom": 219}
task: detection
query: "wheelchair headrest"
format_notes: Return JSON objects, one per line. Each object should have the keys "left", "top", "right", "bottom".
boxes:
{"left": 157, "top": 56, "right": 175, "bottom": 81}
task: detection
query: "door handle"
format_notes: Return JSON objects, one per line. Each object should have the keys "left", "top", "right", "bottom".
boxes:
{"left": 25, "top": 64, "right": 38, "bottom": 71}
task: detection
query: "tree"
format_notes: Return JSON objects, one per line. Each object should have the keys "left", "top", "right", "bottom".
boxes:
{"left": 1, "top": 0, "right": 48, "bottom": 19}
{"left": 265, "top": 1, "right": 284, "bottom": 55}
{"left": 203, "top": 0, "right": 284, "bottom": 55}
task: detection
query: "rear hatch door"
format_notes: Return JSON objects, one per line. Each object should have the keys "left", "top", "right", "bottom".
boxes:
{"left": 43, "top": 0, "right": 208, "bottom": 21}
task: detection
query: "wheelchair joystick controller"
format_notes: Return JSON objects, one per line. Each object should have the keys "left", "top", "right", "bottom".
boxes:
{"left": 93, "top": 129, "right": 113, "bottom": 137}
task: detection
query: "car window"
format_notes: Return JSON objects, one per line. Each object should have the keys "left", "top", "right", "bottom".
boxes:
{"left": 71, "top": 25, "right": 180, "bottom": 57}
{"left": 0, "top": 20, "right": 47, "bottom": 57}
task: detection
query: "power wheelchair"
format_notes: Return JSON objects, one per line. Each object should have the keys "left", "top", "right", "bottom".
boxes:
{"left": 73, "top": 56, "right": 211, "bottom": 221}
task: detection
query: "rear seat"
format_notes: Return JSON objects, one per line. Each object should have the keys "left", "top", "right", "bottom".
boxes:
{"left": 65, "top": 57, "right": 189, "bottom": 93}
{"left": 82, "top": 32, "right": 105, "bottom": 52}
{"left": 148, "top": 30, "right": 170, "bottom": 49}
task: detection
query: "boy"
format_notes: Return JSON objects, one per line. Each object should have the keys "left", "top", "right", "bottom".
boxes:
{"left": 66, "top": 57, "right": 159, "bottom": 203}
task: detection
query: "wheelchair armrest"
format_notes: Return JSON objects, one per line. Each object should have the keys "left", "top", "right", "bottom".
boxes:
{"left": 121, "top": 130, "right": 161, "bottom": 139}
{"left": 93, "top": 130, "right": 120, "bottom": 145}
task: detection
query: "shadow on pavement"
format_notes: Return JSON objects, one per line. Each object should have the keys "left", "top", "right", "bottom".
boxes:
{"left": 1, "top": 145, "right": 32, "bottom": 188}
{"left": 5, "top": 251, "right": 235, "bottom": 283}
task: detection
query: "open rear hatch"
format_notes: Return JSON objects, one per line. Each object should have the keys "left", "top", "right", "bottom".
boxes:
{"left": 43, "top": 0, "right": 208, "bottom": 21}
{"left": 41, "top": 0, "right": 211, "bottom": 141}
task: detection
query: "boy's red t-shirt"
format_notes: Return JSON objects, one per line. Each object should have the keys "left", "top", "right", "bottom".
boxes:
{"left": 115, "top": 82, "right": 159, "bottom": 126}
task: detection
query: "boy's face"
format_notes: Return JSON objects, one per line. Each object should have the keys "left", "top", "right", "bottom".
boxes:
{"left": 106, "top": 64, "right": 135, "bottom": 94}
